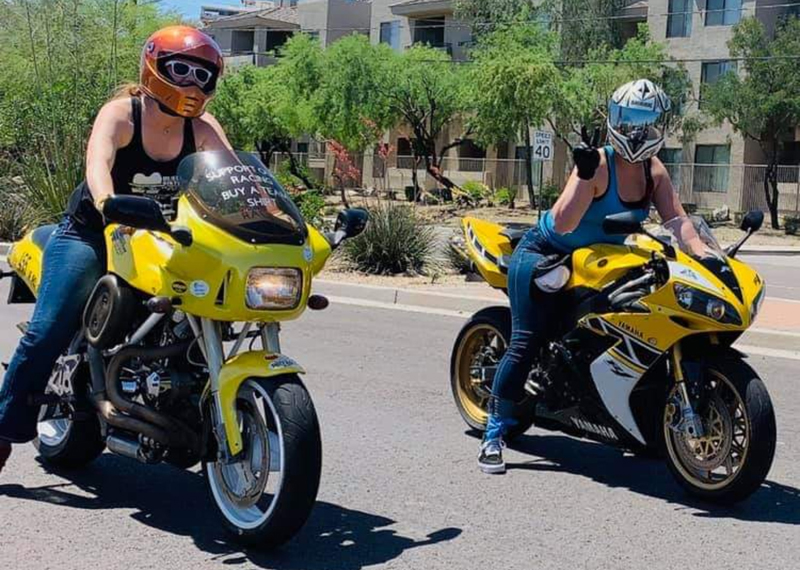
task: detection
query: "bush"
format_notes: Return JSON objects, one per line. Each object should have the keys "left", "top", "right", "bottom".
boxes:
{"left": 460, "top": 180, "right": 489, "bottom": 206}
{"left": 342, "top": 203, "right": 436, "bottom": 275}
{"left": 291, "top": 190, "right": 327, "bottom": 229}
{"left": 494, "top": 187, "right": 515, "bottom": 207}
{"left": 785, "top": 216, "right": 800, "bottom": 236}
{"left": 0, "top": 187, "right": 30, "bottom": 242}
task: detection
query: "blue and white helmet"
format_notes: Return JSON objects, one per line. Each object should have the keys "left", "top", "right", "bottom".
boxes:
{"left": 607, "top": 79, "right": 671, "bottom": 163}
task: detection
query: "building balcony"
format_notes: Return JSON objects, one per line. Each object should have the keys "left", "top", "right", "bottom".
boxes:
{"left": 390, "top": 0, "right": 454, "bottom": 18}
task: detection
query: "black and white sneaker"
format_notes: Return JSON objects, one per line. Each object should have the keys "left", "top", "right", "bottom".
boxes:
{"left": 478, "top": 439, "right": 506, "bottom": 474}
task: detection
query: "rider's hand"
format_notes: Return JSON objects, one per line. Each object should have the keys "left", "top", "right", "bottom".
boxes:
{"left": 573, "top": 126, "right": 601, "bottom": 181}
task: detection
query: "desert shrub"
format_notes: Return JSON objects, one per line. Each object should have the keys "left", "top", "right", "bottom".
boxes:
{"left": 460, "top": 180, "right": 489, "bottom": 206}
{"left": 495, "top": 187, "right": 515, "bottom": 207}
{"left": 0, "top": 186, "right": 30, "bottom": 241}
{"left": 342, "top": 203, "right": 436, "bottom": 275}
{"left": 785, "top": 216, "right": 799, "bottom": 236}
{"left": 291, "top": 190, "right": 327, "bottom": 229}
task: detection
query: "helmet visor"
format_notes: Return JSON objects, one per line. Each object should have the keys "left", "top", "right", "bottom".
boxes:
{"left": 609, "top": 104, "right": 664, "bottom": 141}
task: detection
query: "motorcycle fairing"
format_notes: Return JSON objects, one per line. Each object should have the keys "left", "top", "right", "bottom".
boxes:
{"left": 105, "top": 194, "right": 333, "bottom": 322}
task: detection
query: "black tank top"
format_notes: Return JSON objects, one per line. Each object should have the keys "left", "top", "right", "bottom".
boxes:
{"left": 67, "top": 96, "right": 197, "bottom": 231}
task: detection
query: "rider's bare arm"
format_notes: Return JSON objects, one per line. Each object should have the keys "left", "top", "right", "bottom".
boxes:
{"left": 650, "top": 158, "right": 706, "bottom": 256}
{"left": 195, "top": 112, "right": 234, "bottom": 152}
{"left": 85, "top": 98, "right": 134, "bottom": 211}
{"left": 550, "top": 150, "right": 608, "bottom": 234}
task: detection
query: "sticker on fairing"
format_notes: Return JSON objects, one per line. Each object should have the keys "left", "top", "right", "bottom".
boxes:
{"left": 190, "top": 280, "right": 210, "bottom": 298}
{"left": 268, "top": 355, "right": 300, "bottom": 370}
{"left": 303, "top": 245, "right": 313, "bottom": 262}
{"left": 667, "top": 261, "right": 722, "bottom": 294}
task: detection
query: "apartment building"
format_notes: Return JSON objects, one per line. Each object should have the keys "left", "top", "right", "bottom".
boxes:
{"left": 203, "top": 0, "right": 371, "bottom": 68}
{"left": 649, "top": 0, "right": 800, "bottom": 212}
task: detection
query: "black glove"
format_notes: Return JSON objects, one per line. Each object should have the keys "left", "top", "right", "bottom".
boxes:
{"left": 573, "top": 126, "right": 601, "bottom": 181}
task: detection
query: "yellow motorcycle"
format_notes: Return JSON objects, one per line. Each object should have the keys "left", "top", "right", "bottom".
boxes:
{"left": 450, "top": 211, "right": 775, "bottom": 503}
{"left": 1, "top": 151, "right": 367, "bottom": 547}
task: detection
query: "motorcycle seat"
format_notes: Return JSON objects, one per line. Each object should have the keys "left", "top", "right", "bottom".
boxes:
{"left": 499, "top": 226, "right": 530, "bottom": 250}
{"left": 31, "top": 224, "right": 59, "bottom": 252}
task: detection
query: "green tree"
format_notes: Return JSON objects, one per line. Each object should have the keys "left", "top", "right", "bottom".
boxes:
{"left": 469, "top": 22, "right": 560, "bottom": 208}
{"left": 702, "top": 16, "right": 800, "bottom": 229}
{"left": 382, "top": 45, "right": 470, "bottom": 193}
{"left": 212, "top": 63, "right": 317, "bottom": 188}
{"left": 0, "top": 0, "right": 176, "bottom": 225}
{"left": 549, "top": 25, "right": 691, "bottom": 147}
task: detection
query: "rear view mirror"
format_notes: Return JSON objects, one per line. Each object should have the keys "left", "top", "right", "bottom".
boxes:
{"left": 335, "top": 208, "right": 369, "bottom": 239}
{"left": 602, "top": 212, "right": 644, "bottom": 236}
{"left": 740, "top": 210, "right": 764, "bottom": 233}
{"left": 103, "top": 195, "right": 170, "bottom": 233}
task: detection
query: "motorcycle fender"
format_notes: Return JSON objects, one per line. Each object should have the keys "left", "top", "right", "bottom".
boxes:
{"left": 217, "top": 350, "right": 305, "bottom": 455}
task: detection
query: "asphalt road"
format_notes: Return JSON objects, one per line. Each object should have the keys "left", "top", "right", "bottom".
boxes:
{"left": 1, "top": 269, "right": 799, "bottom": 570}
{"left": 739, "top": 254, "right": 800, "bottom": 302}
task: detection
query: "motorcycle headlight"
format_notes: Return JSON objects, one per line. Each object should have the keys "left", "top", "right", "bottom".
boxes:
{"left": 751, "top": 284, "right": 767, "bottom": 323}
{"left": 673, "top": 283, "right": 742, "bottom": 326}
{"left": 246, "top": 268, "right": 303, "bottom": 310}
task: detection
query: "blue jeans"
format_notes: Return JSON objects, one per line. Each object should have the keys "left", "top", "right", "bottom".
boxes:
{"left": 485, "top": 225, "right": 561, "bottom": 441}
{"left": 0, "top": 217, "right": 105, "bottom": 443}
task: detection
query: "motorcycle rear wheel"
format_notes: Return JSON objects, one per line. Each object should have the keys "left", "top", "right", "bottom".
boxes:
{"left": 662, "top": 354, "right": 776, "bottom": 504}
{"left": 204, "top": 375, "right": 321, "bottom": 548}
{"left": 450, "top": 306, "right": 535, "bottom": 441}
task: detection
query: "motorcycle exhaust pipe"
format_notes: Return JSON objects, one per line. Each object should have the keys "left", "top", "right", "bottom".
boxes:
{"left": 89, "top": 342, "right": 201, "bottom": 453}
{"left": 106, "top": 434, "right": 142, "bottom": 462}
{"left": 105, "top": 342, "right": 201, "bottom": 454}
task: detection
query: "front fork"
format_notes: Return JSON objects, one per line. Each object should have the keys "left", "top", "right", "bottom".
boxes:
{"left": 670, "top": 341, "right": 705, "bottom": 438}
{"left": 189, "top": 317, "right": 281, "bottom": 462}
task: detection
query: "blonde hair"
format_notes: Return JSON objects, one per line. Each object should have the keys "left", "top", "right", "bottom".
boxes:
{"left": 112, "top": 83, "right": 143, "bottom": 100}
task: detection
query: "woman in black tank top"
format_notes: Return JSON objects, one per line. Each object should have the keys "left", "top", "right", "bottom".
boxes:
{"left": 0, "top": 26, "right": 233, "bottom": 466}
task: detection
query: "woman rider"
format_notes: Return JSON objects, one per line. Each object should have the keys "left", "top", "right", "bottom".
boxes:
{"left": 0, "top": 26, "right": 233, "bottom": 474}
{"left": 479, "top": 79, "right": 703, "bottom": 474}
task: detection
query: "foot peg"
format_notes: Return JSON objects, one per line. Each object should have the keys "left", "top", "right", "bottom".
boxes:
{"left": 16, "top": 322, "right": 29, "bottom": 335}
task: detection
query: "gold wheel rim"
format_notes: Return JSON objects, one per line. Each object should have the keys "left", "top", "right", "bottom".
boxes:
{"left": 455, "top": 323, "right": 507, "bottom": 425}
{"left": 664, "top": 370, "right": 750, "bottom": 491}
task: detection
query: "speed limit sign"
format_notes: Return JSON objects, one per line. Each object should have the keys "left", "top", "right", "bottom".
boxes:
{"left": 533, "top": 130, "right": 553, "bottom": 161}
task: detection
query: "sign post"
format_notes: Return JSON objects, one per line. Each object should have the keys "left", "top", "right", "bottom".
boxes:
{"left": 532, "top": 130, "right": 554, "bottom": 217}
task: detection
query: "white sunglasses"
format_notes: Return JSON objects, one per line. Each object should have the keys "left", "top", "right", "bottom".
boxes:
{"left": 164, "top": 59, "right": 214, "bottom": 88}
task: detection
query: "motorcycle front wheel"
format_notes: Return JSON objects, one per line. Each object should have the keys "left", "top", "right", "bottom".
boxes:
{"left": 204, "top": 375, "right": 321, "bottom": 548}
{"left": 662, "top": 354, "right": 776, "bottom": 504}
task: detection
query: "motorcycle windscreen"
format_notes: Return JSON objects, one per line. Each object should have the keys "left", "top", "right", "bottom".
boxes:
{"left": 177, "top": 150, "right": 308, "bottom": 245}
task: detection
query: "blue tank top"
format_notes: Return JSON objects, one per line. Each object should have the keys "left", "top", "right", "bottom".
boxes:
{"left": 539, "top": 146, "right": 650, "bottom": 253}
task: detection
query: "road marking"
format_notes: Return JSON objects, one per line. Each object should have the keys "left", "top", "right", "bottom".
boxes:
{"left": 0, "top": 255, "right": 6, "bottom": 263}
{"left": 317, "top": 279, "right": 505, "bottom": 303}
{"left": 750, "top": 327, "right": 800, "bottom": 338}
{"left": 327, "top": 295, "right": 471, "bottom": 319}
{"left": 767, "top": 295, "right": 800, "bottom": 304}
{"left": 736, "top": 345, "right": 800, "bottom": 362}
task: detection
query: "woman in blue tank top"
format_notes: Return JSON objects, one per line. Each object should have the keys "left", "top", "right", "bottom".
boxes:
{"left": 479, "top": 79, "right": 700, "bottom": 474}
{"left": 0, "top": 27, "right": 234, "bottom": 473}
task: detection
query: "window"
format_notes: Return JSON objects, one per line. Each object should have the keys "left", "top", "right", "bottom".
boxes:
{"left": 413, "top": 17, "right": 446, "bottom": 49}
{"left": 693, "top": 145, "right": 731, "bottom": 193}
{"left": 380, "top": 21, "right": 401, "bottom": 51}
{"left": 658, "top": 148, "right": 684, "bottom": 189}
{"left": 700, "top": 60, "right": 736, "bottom": 104}
{"left": 231, "top": 30, "right": 255, "bottom": 54}
{"left": 397, "top": 137, "right": 415, "bottom": 169}
{"left": 705, "top": 0, "right": 742, "bottom": 26}
{"left": 667, "top": 0, "right": 692, "bottom": 38}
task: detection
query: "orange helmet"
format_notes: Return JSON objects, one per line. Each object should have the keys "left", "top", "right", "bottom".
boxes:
{"left": 140, "top": 26, "right": 224, "bottom": 118}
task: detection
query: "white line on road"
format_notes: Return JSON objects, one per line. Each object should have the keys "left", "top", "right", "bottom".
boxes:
{"left": 329, "top": 295, "right": 800, "bottom": 361}
{"left": 750, "top": 327, "right": 800, "bottom": 338}
{"left": 736, "top": 345, "right": 800, "bottom": 362}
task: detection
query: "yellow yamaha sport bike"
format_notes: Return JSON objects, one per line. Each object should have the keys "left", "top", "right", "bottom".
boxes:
{"left": 450, "top": 211, "right": 775, "bottom": 503}
{"left": 1, "top": 151, "right": 367, "bottom": 547}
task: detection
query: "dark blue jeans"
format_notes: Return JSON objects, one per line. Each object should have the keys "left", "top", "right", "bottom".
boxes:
{"left": 0, "top": 217, "right": 105, "bottom": 443}
{"left": 485, "top": 225, "right": 561, "bottom": 441}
